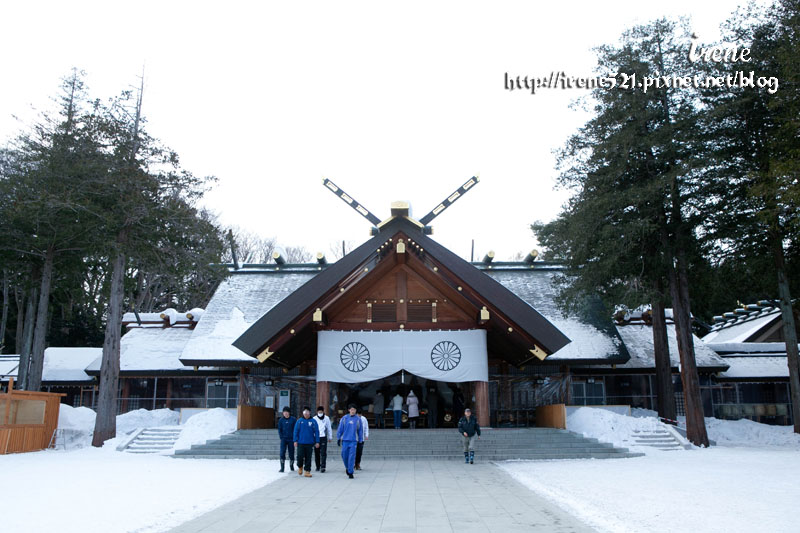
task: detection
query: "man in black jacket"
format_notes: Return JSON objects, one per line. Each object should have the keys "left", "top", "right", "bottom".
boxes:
{"left": 457, "top": 407, "right": 481, "bottom": 464}
{"left": 277, "top": 406, "right": 297, "bottom": 472}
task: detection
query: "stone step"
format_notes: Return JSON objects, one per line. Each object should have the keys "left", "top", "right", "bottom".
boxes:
{"left": 174, "top": 452, "right": 644, "bottom": 461}
{"left": 121, "top": 425, "right": 183, "bottom": 454}
{"left": 174, "top": 447, "right": 630, "bottom": 457}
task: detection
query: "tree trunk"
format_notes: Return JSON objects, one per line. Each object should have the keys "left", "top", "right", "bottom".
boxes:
{"left": 652, "top": 294, "right": 676, "bottom": 420}
{"left": 17, "top": 287, "right": 38, "bottom": 390}
{"left": 92, "top": 246, "right": 126, "bottom": 447}
{"left": 771, "top": 233, "right": 800, "bottom": 433}
{"left": 14, "top": 288, "right": 24, "bottom": 355}
{"left": 668, "top": 251, "right": 709, "bottom": 447}
{"left": 27, "top": 248, "right": 55, "bottom": 392}
{"left": 0, "top": 270, "right": 8, "bottom": 353}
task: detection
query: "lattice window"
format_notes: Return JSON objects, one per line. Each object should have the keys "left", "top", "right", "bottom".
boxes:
{"left": 408, "top": 303, "right": 432, "bottom": 322}
{"left": 372, "top": 303, "right": 396, "bottom": 322}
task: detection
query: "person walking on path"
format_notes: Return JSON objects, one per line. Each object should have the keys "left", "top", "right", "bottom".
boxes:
{"left": 391, "top": 392, "right": 403, "bottom": 429}
{"left": 277, "top": 406, "right": 296, "bottom": 472}
{"left": 458, "top": 407, "right": 481, "bottom": 464}
{"left": 355, "top": 408, "right": 370, "bottom": 470}
{"left": 313, "top": 406, "right": 332, "bottom": 473}
{"left": 336, "top": 404, "right": 363, "bottom": 479}
{"left": 406, "top": 390, "right": 419, "bottom": 429}
{"left": 373, "top": 391, "right": 385, "bottom": 429}
{"left": 293, "top": 407, "right": 320, "bottom": 477}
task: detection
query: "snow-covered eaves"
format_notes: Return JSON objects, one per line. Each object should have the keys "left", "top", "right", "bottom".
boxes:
{"left": 716, "top": 356, "right": 789, "bottom": 381}
{"left": 486, "top": 270, "right": 627, "bottom": 364}
{"left": 121, "top": 307, "right": 204, "bottom": 327}
{"left": 179, "top": 271, "right": 317, "bottom": 366}
{"left": 703, "top": 308, "right": 780, "bottom": 344}
{"left": 705, "top": 342, "right": 798, "bottom": 355}
{"left": 612, "top": 323, "right": 728, "bottom": 371}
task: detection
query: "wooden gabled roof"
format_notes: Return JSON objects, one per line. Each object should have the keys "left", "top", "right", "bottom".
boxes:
{"left": 233, "top": 216, "right": 571, "bottom": 367}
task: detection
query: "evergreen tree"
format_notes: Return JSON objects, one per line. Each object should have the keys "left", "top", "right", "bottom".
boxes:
{"left": 698, "top": 0, "right": 800, "bottom": 432}
{"left": 535, "top": 19, "right": 710, "bottom": 444}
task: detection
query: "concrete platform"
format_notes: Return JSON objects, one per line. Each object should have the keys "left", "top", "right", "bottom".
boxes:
{"left": 167, "top": 459, "right": 596, "bottom": 532}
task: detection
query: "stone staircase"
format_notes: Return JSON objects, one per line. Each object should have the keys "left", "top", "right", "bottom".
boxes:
{"left": 172, "top": 428, "right": 643, "bottom": 461}
{"left": 630, "top": 426, "right": 689, "bottom": 451}
{"left": 121, "top": 427, "right": 183, "bottom": 454}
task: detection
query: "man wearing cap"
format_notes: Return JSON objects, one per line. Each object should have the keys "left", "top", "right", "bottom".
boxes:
{"left": 293, "top": 406, "right": 320, "bottom": 477}
{"left": 277, "top": 406, "right": 296, "bottom": 472}
{"left": 313, "top": 406, "right": 332, "bottom": 473}
{"left": 336, "top": 404, "right": 363, "bottom": 479}
{"left": 457, "top": 407, "right": 481, "bottom": 464}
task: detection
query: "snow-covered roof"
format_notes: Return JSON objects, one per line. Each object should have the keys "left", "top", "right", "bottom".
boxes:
{"left": 42, "top": 348, "right": 99, "bottom": 383}
{"left": 486, "top": 270, "right": 625, "bottom": 362}
{"left": 179, "top": 271, "right": 317, "bottom": 365}
{"left": 703, "top": 307, "right": 780, "bottom": 344}
{"left": 613, "top": 323, "right": 728, "bottom": 370}
{"left": 717, "top": 356, "right": 789, "bottom": 380}
{"left": 86, "top": 326, "right": 195, "bottom": 373}
{"left": 705, "top": 342, "right": 797, "bottom": 355}
{"left": 0, "top": 354, "right": 19, "bottom": 379}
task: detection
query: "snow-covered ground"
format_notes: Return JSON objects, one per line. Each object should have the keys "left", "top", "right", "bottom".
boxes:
{"left": 502, "top": 407, "right": 800, "bottom": 533}
{"left": 1, "top": 447, "right": 281, "bottom": 533}
{"left": 1, "top": 404, "right": 279, "bottom": 533}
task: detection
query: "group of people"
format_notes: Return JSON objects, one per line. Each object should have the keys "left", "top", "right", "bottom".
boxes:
{"left": 277, "top": 404, "right": 369, "bottom": 479}
{"left": 372, "top": 390, "right": 423, "bottom": 429}
{"left": 372, "top": 386, "right": 464, "bottom": 429}
{"left": 277, "top": 403, "right": 483, "bottom": 474}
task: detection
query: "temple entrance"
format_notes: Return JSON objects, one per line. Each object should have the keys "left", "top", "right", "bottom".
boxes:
{"left": 327, "top": 373, "right": 474, "bottom": 429}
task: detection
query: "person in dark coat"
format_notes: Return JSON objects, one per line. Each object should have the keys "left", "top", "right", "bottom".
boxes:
{"left": 293, "top": 407, "right": 320, "bottom": 477}
{"left": 457, "top": 407, "right": 481, "bottom": 464}
{"left": 373, "top": 391, "right": 385, "bottom": 429}
{"left": 277, "top": 406, "right": 296, "bottom": 472}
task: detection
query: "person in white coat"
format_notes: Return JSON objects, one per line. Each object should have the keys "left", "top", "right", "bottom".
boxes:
{"left": 406, "top": 390, "right": 420, "bottom": 429}
{"left": 355, "top": 408, "right": 370, "bottom": 470}
{"left": 391, "top": 392, "right": 404, "bottom": 429}
{"left": 313, "top": 406, "right": 333, "bottom": 472}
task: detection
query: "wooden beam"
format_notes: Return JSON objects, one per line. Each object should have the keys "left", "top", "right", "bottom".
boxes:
{"left": 397, "top": 270, "right": 407, "bottom": 323}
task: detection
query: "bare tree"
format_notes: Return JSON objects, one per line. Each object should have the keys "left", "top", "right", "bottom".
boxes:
{"left": 328, "top": 240, "right": 356, "bottom": 261}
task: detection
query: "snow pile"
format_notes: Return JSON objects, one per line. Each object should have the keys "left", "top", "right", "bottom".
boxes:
{"left": 57, "top": 405, "right": 97, "bottom": 448}
{"left": 173, "top": 408, "right": 237, "bottom": 451}
{"left": 706, "top": 417, "right": 800, "bottom": 447}
{"left": 567, "top": 406, "right": 665, "bottom": 452}
{"left": 0, "top": 447, "right": 281, "bottom": 533}
{"left": 117, "top": 408, "right": 180, "bottom": 435}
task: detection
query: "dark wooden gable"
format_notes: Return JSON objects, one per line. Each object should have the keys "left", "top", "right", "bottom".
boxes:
{"left": 328, "top": 263, "right": 475, "bottom": 328}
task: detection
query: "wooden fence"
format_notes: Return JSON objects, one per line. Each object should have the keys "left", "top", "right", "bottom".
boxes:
{"left": 1, "top": 378, "right": 65, "bottom": 454}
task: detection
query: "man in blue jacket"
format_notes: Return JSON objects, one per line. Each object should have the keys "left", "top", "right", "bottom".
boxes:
{"left": 277, "top": 406, "right": 296, "bottom": 472}
{"left": 293, "top": 406, "right": 320, "bottom": 477}
{"left": 336, "top": 404, "right": 363, "bottom": 479}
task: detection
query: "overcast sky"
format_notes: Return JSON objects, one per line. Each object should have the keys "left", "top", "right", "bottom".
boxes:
{"left": 1, "top": 0, "right": 749, "bottom": 261}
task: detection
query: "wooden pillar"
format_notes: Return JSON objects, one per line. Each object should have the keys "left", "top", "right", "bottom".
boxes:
{"left": 121, "top": 379, "right": 130, "bottom": 413}
{"left": 165, "top": 378, "right": 173, "bottom": 409}
{"left": 473, "top": 380, "right": 489, "bottom": 427}
{"left": 316, "top": 381, "right": 330, "bottom": 413}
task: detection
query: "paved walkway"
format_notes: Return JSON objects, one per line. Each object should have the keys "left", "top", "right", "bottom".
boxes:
{"left": 168, "top": 459, "right": 595, "bottom": 533}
